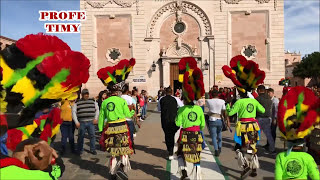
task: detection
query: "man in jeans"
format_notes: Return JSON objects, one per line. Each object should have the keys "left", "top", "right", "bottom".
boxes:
{"left": 267, "top": 88, "right": 279, "bottom": 148}
{"left": 121, "top": 84, "right": 139, "bottom": 149}
{"left": 256, "top": 85, "right": 275, "bottom": 154}
{"left": 60, "top": 98, "right": 76, "bottom": 155}
{"left": 206, "top": 90, "right": 229, "bottom": 156}
{"left": 72, "top": 89, "right": 99, "bottom": 155}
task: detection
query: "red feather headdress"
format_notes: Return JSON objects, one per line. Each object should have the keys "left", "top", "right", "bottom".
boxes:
{"left": 0, "top": 33, "right": 90, "bottom": 131}
{"left": 179, "top": 57, "right": 205, "bottom": 103}
{"left": 277, "top": 86, "right": 320, "bottom": 141}
{"left": 97, "top": 58, "right": 136, "bottom": 89}
{"left": 222, "top": 55, "right": 265, "bottom": 93}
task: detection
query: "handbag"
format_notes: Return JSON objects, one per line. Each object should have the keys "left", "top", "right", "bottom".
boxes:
{"left": 221, "top": 118, "right": 228, "bottom": 132}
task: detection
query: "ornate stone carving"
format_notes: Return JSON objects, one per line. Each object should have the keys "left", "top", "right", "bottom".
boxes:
{"left": 164, "top": 42, "right": 194, "bottom": 57}
{"left": 148, "top": 1, "right": 212, "bottom": 37}
{"left": 85, "top": 0, "right": 135, "bottom": 8}
{"left": 86, "top": 1, "right": 110, "bottom": 8}
{"left": 113, "top": 0, "right": 135, "bottom": 7}
{"left": 106, "top": 48, "right": 122, "bottom": 64}
{"left": 241, "top": 45, "right": 257, "bottom": 60}
{"left": 224, "top": 0, "right": 242, "bottom": 4}
{"left": 136, "top": 0, "right": 139, "bottom": 15}
{"left": 255, "top": 0, "right": 271, "bottom": 4}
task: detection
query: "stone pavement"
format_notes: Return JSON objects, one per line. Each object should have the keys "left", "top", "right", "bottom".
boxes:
{"left": 53, "top": 103, "right": 283, "bottom": 180}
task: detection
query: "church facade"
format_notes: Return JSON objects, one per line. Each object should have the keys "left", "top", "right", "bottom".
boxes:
{"left": 80, "top": 0, "right": 284, "bottom": 96}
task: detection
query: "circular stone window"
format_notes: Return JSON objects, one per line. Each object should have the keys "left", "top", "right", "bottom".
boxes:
{"left": 174, "top": 22, "right": 186, "bottom": 34}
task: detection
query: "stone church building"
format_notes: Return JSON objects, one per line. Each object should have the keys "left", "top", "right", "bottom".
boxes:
{"left": 80, "top": 0, "right": 284, "bottom": 97}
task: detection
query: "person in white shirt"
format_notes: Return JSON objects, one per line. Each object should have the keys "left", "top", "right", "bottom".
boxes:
{"left": 205, "top": 90, "right": 229, "bottom": 156}
{"left": 121, "top": 84, "right": 137, "bottom": 144}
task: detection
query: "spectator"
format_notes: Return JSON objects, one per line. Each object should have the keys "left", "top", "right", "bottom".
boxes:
{"left": 141, "top": 90, "right": 148, "bottom": 120}
{"left": 175, "top": 89, "right": 181, "bottom": 97}
{"left": 218, "top": 87, "right": 226, "bottom": 100}
{"left": 209, "top": 87, "right": 214, "bottom": 99}
{"left": 159, "top": 87, "right": 180, "bottom": 160}
{"left": 206, "top": 90, "right": 229, "bottom": 156}
{"left": 121, "top": 84, "right": 137, "bottom": 146}
{"left": 60, "top": 98, "right": 76, "bottom": 155}
{"left": 158, "top": 86, "right": 165, "bottom": 101}
{"left": 97, "top": 90, "right": 108, "bottom": 110}
{"left": 197, "top": 96, "right": 206, "bottom": 112}
{"left": 72, "top": 88, "right": 99, "bottom": 155}
{"left": 256, "top": 85, "right": 275, "bottom": 154}
{"left": 266, "top": 88, "right": 279, "bottom": 149}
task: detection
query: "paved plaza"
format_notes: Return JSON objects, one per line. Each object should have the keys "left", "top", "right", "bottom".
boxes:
{"left": 54, "top": 103, "right": 285, "bottom": 180}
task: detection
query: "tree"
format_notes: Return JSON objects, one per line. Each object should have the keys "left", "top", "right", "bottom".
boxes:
{"left": 293, "top": 52, "right": 320, "bottom": 86}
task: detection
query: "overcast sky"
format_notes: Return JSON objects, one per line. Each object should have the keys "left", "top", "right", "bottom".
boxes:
{"left": 1, "top": 0, "right": 319, "bottom": 56}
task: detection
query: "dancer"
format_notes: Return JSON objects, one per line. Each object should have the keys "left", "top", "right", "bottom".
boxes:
{"left": 275, "top": 86, "right": 319, "bottom": 179}
{"left": 222, "top": 55, "right": 266, "bottom": 178}
{"left": 97, "top": 58, "right": 136, "bottom": 180}
{"left": 0, "top": 33, "right": 90, "bottom": 179}
{"left": 176, "top": 57, "right": 205, "bottom": 180}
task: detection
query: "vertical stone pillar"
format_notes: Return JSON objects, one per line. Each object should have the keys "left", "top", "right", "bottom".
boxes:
{"left": 199, "top": 36, "right": 210, "bottom": 92}
{"left": 207, "top": 36, "right": 215, "bottom": 88}
{"left": 162, "top": 60, "right": 170, "bottom": 88}
{"left": 145, "top": 38, "right": 161, "bottom": 95}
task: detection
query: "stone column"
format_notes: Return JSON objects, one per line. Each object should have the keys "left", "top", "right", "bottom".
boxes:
{"left": 199, "top": 36, "right": 210, "bottom": 92}
{"left": 207, "top": 36, "right": 215, "bottom": 88}
{"left": 162, "top": 60, "right": 170, "bottom": 88}
{"left": 145, "top": 38, "right": 161, "bottom": 95}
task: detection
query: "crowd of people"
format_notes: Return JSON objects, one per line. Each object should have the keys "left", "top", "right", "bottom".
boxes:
{"left": 0, "top": 33, "right": 319, "bottom": 180}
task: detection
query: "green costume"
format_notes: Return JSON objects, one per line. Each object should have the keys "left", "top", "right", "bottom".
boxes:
{"left": 98, "top": 96, "right": 135, "bottom": 132}
{"left": 175, "top": 105, "right": 205, "bottom": 130}
{"left": 226, "top": 98, "right": 265, "bottom": 118}
{"left": 0, "top": 166, "right": 56, "bottom": 180}
{"left": 275, "top": 151, "right": 319, "bottom": 180}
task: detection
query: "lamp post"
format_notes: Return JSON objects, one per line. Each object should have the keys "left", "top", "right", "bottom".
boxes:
{"left": 203, "top": 59, "right": 209, "bottom": 70}
{"left": 151, "top": 61, "right": 156, "bottom": 71}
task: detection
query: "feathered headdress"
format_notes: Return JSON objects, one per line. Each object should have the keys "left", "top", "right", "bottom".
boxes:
{"left": 278, "top": 86, "right": 319, "bottom": 141}
{"left": 6, "top": 107, "right": 62, "bottom": 151}
{"left": 222, "top": 55, "right": 265, "bottom": 93}
{"left": 0, "top": 33, "right": 90, "bottom": 130}
{"left": 97, "top": 58, "right": 135, "bottom": 90}
{"left": 178, "top": 57, "right": 205, "bottom": 103}
{"left": 279, "top": 77, "right": 290, "bottom": 86}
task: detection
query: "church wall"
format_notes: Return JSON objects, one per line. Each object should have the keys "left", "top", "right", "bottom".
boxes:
{"left": 80, "top": 0, "right": 284, "bottom": 98}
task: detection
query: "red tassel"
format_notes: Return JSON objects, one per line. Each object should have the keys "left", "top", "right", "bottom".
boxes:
{"left": 16, "top": 33, "right": 70, "bottom": 59}
{"left": 129, "top": 58, "right": 136, "bottom": 66}
{"left": 7, "top": 129, "right": 23, "bottom": 151}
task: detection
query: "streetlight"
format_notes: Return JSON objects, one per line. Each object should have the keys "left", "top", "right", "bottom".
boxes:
{"left": 203, "top": 59, "right": 209, "bottom": 70}
{"left": 151, "top": 61, "right": 156, "bottom": 71}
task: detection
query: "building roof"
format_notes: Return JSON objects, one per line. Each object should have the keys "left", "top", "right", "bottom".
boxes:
{"left": 0, "top": 35, "right": 16, "bottom": 42}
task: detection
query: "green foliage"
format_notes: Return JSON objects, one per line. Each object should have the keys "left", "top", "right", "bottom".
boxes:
{"left": 293, "top": 52, "right": 320, "bottom": 81}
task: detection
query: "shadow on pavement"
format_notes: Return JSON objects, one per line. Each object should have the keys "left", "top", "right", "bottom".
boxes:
{"left": 68, "top": 157, "right": 110, "bottom": 179}
{"left": 130, "top": 160, "right": 166, "bottom": 179}
{"left": 134, "top": 144, "right": 167, "bottom": 159}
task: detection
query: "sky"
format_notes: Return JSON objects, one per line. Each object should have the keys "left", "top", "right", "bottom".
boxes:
{"left": 1, "top": 0, "right": 319, "bottom": 56}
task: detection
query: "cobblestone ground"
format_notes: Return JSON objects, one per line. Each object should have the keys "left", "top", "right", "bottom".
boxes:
{"left": 53, "top": 103, "right": 287, "bottom": 180}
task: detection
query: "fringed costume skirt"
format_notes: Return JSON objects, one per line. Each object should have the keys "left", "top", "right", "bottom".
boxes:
{"left": 99, "top": 120, "right": 134, "bottom": 157}
{"left": 234, "top": 119, "right": 261, "bottom": 153}
{"left": 177, "top": 126, "right": 203, "bottom": 164}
